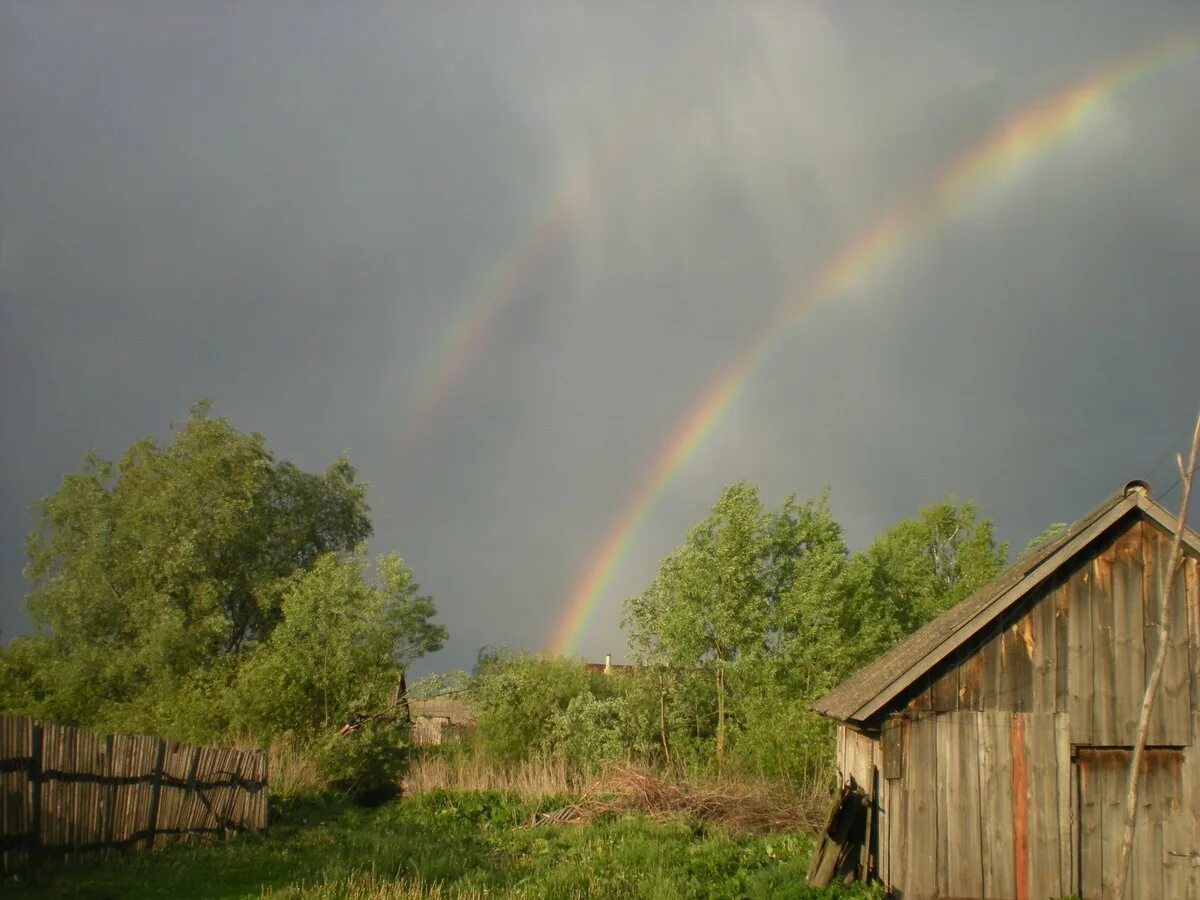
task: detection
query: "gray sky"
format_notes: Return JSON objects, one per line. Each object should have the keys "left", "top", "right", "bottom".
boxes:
{"left": 3, "top": 2, "right": 1198, "bottom": 674}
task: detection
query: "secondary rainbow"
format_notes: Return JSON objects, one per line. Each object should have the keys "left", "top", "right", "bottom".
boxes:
{"left": 397, "top": 36, "right": 719, "bottom": 454}
{"left": 547, "top": 36, "right": 1198, "bottom": 655}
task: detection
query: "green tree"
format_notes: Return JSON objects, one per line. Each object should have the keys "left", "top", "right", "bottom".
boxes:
{"left": 623, "top": 483, "right": 771, "bottom": 766}
{"left": 234, "top": 551, "right": 444, "bottom": 738}
{"left": 1024, "top": 522, "right": 1068, "bottom": 554}
{"left": 842, "top": 497, "right": 1008, "bottom": 667}
{"left": 469, "top": 650, "right": 597, "bottom": 764}
{"left": 621, "top": 485, "right": 1006, "bottom": 783}
{"left": 1, "top": 403, "right": 444, "bottom": 747}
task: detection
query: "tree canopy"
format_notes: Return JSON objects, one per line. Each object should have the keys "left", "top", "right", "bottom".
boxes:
{"left": 2, "top": 403, "right": 443, "bottom": 744}
{"left": 623, "top": 483, "right": 1007, "bottom": 778}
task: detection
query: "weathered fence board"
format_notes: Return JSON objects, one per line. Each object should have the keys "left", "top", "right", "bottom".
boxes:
{"left": 0, "top": 715, "right": 266, "bottom": 869}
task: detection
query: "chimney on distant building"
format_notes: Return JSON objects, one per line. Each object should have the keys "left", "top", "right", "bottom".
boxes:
{"left": 604, "top": 653, "right": 612, "bottom": 675}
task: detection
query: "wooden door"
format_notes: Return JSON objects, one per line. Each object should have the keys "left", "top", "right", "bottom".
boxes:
{"left": 1077, "top": 748, "right": 1195, "bottom": 899}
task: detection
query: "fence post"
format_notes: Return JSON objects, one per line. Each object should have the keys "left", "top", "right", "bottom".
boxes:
{"left": 102, "top": 735, "right": 116, "bottom": 847}
{"left": 29, "top": 722, "right": 42, "bottom": 855}
{"left": 143, "top": 739, "right": 166, "bottom": 850}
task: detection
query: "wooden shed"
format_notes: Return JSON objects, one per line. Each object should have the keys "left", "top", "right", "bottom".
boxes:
{"left": 812, "top": 481, "right": 1200, "bottom": 899}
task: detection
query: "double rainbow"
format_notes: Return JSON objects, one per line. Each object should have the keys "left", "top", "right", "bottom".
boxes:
{"left": 546, "top": 37, "right": 1198, "bottom": 655}
{"left": 397, "top": 35, "right": 721, "bottom": 454}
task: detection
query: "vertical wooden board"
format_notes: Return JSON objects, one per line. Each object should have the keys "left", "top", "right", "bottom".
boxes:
{"left": 905, "top": 715, "right": 938, "bottom": 897}
{"left": 885, "top": 719, "right": 910, "bottom": 891}
{"left": 1144, "top": 524, "right": 1192, "bottom": 743}
{"left": 837, "top": 726, "right": 847, "bottom": 781}
{"left": 979, "top": 710, "right": 1016, "bottom": 899}
{"left": 878, "top": 769, "right": 892, "bottom": 886}
{"left": 979, "top": 633, "right": 1000, "bottom": 711}
{"left": 911, "top": 678, "right": 932, "bottom": 713}
{"left": 1102, "top": 753, "right": 1127, "bottom": 899}
{"left": 931, "top": 662, "right": 959, "bottom": 712}
{"left": 1023, "top": 714, "right": 1061, "bottom": 898}
{"left": 1129, "top": 752, "right": 1156, "bottom": 900}
{"left": 1092, "top": 552, "right": 1118, "bottom": 746}
{"left": 1164, "top": 546, "right": 1193, "bottom": 742}
{"left": 114, "top": 735, "right": 134, "bottom": 843}
{"left": 1111, "top": 520, "right": 1146, "bottom": 742}
{"left": 1055, "top": 714, "right": 1075, "bottom": 899}
{"left": 1186, "top": 557, "right": 1199, "bottom": 719}
{"left": 1000, "top": 618, "right": 1034, "bottom": 712}
{"left": 1077, "top": 757, "right": 1096, "bottom": 899}
{"left": 1055, "top": 579, "right": 1071, "bottom": 713}
{"left": 959, "top": 652, "right": 982, "bottom": 710}
{"left": 937, "top": 713, "right": 983, "bottom": 898}
{"left": 1030, "top": 589, "right": 1057, "bottom": 713}
{"left": 1069, "top": 562, "right": 1096, "bottom": 744}
{"left": 882, "top": 718, "right": 903, "bottom": 781}
{"left": 1145, "top": 522, "right": 1169, "bottom": 744}
{"left": 936, "top": 719, "right": 950, "bottom": 895}
{"left": 1183, "top": 716, "right": 1200, "bottom": 900}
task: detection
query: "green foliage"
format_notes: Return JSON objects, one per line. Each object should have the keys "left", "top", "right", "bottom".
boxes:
{"left": 2, "top": 405, "right": 443, "bottom": 766}
{"left": 1024, "top": 522, "right": 1068, "bottom": 554}
{"left": 310, "top": 721, "right": 408, "bottom": 804}
{"left": 10, "top": 790, "right": 881, "bottom": 899}
{"left": 235, "top": 551, "right": 444, "bottom": 738}
{"left": 541, "top": 691, "right": 651, "bottom": 771}
{"left": 469, "top": 650, "right": 597, "bottom": 763}
{"left": 407, "top": 669, "right": 471, "bottom": 700}
{"left": 623, "top": 485, "right": 1008, "bottom": 785}
{"left": 842, "top": 497, "right": 1008, "bottom": 667}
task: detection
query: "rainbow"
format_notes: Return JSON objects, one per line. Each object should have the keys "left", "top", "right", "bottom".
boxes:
{"left": 397, "top": 177, "right": 592, "bottom": 453}
{"left": 397, "top": 35, "right": 722, "bottom": 454}
{"left": 547, "top": 36, "right": 1198, "bottom": 655}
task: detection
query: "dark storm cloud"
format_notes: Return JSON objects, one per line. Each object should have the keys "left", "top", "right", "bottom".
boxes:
{"left": 2, "top": 2, "right": 1198, "bottom": 671}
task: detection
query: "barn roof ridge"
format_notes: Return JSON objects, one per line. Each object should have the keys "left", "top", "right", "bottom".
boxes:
{"left": 811, "top": 481, "right": 1200, "bottom": 727}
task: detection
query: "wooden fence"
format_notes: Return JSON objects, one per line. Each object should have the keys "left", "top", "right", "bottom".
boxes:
{"left": 0, "top": 715, "right": 267, "bottom": 869}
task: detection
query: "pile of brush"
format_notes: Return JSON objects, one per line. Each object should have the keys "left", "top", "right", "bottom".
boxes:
{"left": 558, "top": 764, "right": 825, "bottom": 835}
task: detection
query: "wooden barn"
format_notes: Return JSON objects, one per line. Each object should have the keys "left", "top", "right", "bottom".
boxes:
{"left": 812, "top": 481, "right": 1200, "bottom": 899}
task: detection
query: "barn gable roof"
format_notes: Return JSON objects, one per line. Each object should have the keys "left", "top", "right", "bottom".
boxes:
{"left": 812, "top": 481, "right": 1200, "bottom": 727}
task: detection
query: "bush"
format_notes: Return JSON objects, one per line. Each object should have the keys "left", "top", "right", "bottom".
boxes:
{"left": 470, "top": 651, "right": 595, "bottom": 763}
{"left": 312, "top": 721, "right": 408, "bottom": 805}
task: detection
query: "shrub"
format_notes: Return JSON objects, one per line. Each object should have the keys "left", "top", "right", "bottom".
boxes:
{"left": 542, "top": 692, "right": 639, "bottom": 772}
{"left": 312, "top": 721, "right": 408, "bottom": 805}
{"left": 470, "top": 651, "right": 595, "bottom": 763}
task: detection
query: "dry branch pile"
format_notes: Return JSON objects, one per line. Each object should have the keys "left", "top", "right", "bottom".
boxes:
{"left": 547, "top": 765, "right": 826, "bottom": 835}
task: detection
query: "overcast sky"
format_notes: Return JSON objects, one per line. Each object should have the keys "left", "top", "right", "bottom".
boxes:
{"left": 3, "top": 3, "right": 1198, "bottom": 674}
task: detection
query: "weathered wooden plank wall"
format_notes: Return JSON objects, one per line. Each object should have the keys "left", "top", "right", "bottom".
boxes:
{"left": 878, "top": 712, "right": 1066, "bottom": 899}
{"left": 896, "top": 519, "right": 1194, "bottom": 745}
{"left": 0, "top": 716, "right": 267, "bottom": 870}
{"left": 869, "top": 514, "right": 1200, "bottom": 897}
{"left": 1076, "top": 747, "right": 1191, "bottom": 899}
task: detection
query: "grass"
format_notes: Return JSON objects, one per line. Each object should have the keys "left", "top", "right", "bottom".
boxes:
{"left": 4, "top": 790, "right": 881, "bottom": 899}
{"left": 407, "top": 750, "right": 578, "bottom": 797}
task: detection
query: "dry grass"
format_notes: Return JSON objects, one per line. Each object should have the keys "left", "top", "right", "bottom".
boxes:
{"left": 569, "top": 764, "right": 827, "bottom": 835}
{"left": 406, "top": 750, "right": 578, "bottom": 797}
{"left": 264, "top": 734, "right": 327, "bottom": 799}
{"left": 408, "top": 753, "right": 826, "bottom": 836}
